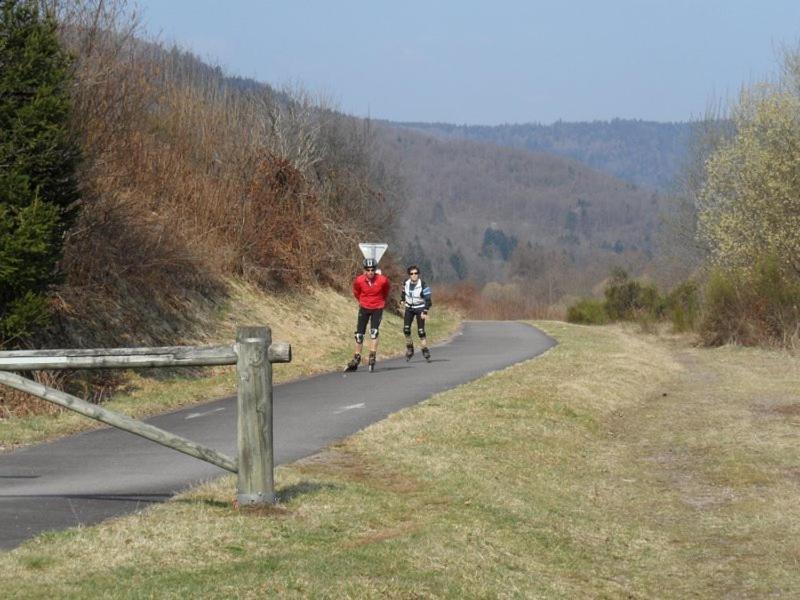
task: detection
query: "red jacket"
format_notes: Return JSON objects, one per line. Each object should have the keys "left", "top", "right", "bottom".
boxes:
{"left": 352, "top": 273, "right": 391, "bottom": 309}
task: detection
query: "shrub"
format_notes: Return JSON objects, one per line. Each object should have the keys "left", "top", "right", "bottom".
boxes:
{"left": 566, "top": 298, "right": 608, "bottom": 325}
{"left": 699, "top": 268, "right": 746, "bottom": 345}
{"left": 665, "top": 280, "right": 700, "bottom": 332}
{"left": 637, "top": 282, "right": 664, "bottom": 317}
{"left": 699, "top": 258, "right": 800, "bottom": 347}
{"left": 604, "top": 268, "right": 663, "bottom": 321}
{"left": 750, "top": 256, "right": 800, "bottom": 344}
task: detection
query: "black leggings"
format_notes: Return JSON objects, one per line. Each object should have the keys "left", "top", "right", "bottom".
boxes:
{"left": 403, "top": 308, "right": 426, "bottom": 339}
{"left": 356, "top": 307, "right": 383, "bottom": 339}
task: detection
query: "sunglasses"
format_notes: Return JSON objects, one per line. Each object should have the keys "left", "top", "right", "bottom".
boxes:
{"left": 409, "top": 271, "right": 419, "bottom": 275}
{"left": 365, "top": 268, "right": 375, "bottom": 272}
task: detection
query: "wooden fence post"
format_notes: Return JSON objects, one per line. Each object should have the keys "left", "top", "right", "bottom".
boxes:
{"left": 236, "top": 326, "right": 274, "bottom": 506}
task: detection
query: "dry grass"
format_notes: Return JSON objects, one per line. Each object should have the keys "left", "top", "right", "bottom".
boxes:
{"left": 438, "top": 281, "right": 566, "bottom": 320}
{"left": 2, "top": 322, "right": 798, "bottom": 597}
{"left": 56, "top": 3, "right": 395, "bottom": 298}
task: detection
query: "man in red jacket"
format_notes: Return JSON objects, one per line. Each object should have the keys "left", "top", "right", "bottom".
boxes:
{"left": 345, "top": 257, "right": 391, "bottom": 372}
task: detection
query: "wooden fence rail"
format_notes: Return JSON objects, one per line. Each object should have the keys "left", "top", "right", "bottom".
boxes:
{"left": 0, "top": 326, "right": 291, "bottom": 506}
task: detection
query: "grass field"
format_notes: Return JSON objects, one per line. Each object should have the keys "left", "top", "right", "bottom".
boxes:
{"left": 1, "top": 321, "right": 799, "bottom": 598}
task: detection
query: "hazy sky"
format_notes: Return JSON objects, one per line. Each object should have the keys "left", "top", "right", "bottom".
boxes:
{"left": 136, "top": 0, "right": 800, "bottom": 125}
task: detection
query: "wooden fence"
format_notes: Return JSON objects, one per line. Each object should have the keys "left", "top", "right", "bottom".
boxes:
{"left": 0, "top": 326, "right": 290, "bottom": 507}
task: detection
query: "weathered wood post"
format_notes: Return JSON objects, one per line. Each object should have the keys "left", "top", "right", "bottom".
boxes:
{"left": 236, "top": 326, "right": 274, "bottom": 506}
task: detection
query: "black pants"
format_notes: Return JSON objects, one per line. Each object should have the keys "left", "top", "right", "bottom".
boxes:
{"left": 356, "top": 307, "right": 383, "bottom": 338}
{"left": 403, "top": 307, "right": 426, "bottom": 339}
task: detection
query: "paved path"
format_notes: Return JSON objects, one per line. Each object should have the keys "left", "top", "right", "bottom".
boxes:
{"left": 0, "top": 321, "right": 555, "bottom": 550}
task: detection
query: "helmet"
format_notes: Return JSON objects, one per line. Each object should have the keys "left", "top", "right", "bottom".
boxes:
{"left": 362, "top": 258, "right": 378, "bottom": 269}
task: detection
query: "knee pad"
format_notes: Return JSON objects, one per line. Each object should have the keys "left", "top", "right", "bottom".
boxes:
{"left": 403, "top": 325, "right": 412, "bottom": 335}
{"left": 418, "top": 327, "right": 427, "bottom": 339}
{"left": 369, "top": 328, "right": 379, "bottom": 340}
{"left": 354, "top": 332, "right": 364, "bottom": 344}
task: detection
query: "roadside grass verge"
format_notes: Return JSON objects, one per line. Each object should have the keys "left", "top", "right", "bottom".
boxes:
{"left": 0, "top": 280, "right": 461, "bottom": 450}
{"left": 1, "top": 322, "right": 799, "bottom": 597}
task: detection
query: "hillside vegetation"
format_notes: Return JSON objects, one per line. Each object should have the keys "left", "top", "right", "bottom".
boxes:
{"left": 3, "top": 322, "right": 798, "bottom": 597}
{"left": 0, "top": 0, "right": 413, "bottom": 416}
{"left": 1, "top": 0, "right": 685, "bottom": 378}
{"left": 1, "top": 2, "right": 702, "bottom": 351}
{"left": 376, "top": 124, "right": 662, "bottom": 309}
{"left": 1, "top": 0, "right": 403, "bottom": 356}
{"left": 567, "top": 48, "right": 800, "bottom": 350}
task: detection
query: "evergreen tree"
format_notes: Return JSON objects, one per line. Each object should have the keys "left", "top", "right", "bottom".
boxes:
{"left": 481, "top": 226, "right": 518, "bottom": 261}
{"left": 0, "top": 0, "right": 80, "bottom": 346}
{"left": 449, "top": 250, "right": 467, "bottom": 280}
{"left": 403, "top": 236, "right": 433, "bottom": 279}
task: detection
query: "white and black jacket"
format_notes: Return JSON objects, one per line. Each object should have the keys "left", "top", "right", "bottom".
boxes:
{"left": 401, "top": 278, "right": 432, "bottom": 312}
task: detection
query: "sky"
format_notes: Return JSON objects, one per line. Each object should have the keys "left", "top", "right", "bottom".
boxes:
{"left": 135, "top": 0, "right": 800, "bottom": 126}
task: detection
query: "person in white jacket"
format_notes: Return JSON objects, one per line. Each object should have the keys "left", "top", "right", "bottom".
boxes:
{"left": 400, "top": 265, "right": 432, "bottom": 362}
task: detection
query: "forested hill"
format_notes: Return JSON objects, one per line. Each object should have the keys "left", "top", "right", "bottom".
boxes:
{"left": 391, "top": 119, "right": 691, "bottom": 192}
{"left": 376, "top": 123, "right": 661, "bottom": 295}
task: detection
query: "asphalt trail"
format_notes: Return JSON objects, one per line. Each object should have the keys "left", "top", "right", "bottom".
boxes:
{"left": 0, "top": 321, "right": 555, "bottom": 550}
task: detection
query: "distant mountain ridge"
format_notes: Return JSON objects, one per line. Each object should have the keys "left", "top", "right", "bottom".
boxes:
{"left": 375, "top": 123, "right": 661, "bottom": 291}
{"left": 390, "top": 119, "right": 692, "bottom": 192}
